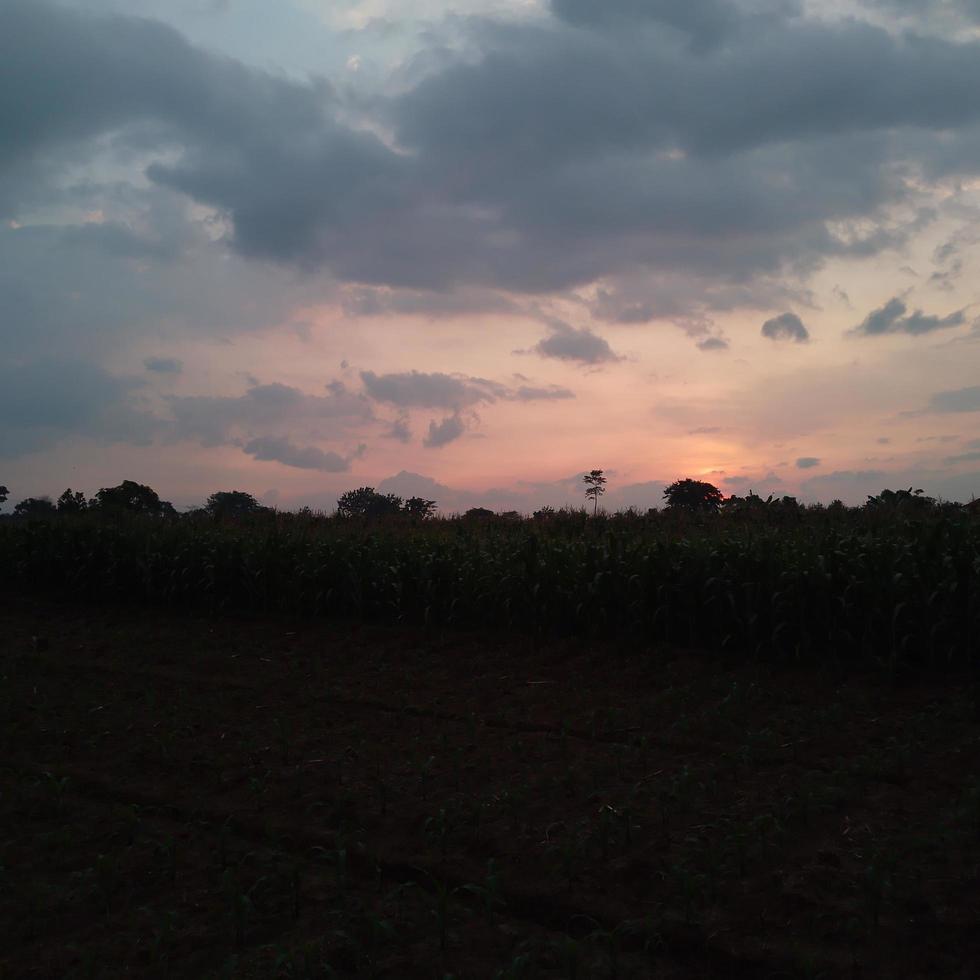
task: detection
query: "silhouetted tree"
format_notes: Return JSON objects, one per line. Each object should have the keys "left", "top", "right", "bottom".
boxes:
{"left": 463, "top": 507, "right": 495, "bottom": 520}
{"left": 13, "top": 497, "right": 57, "bottom": 518}
{"left": 583, "top": 469, "right": 607, "bottom": 516}
{"left": 865, "top": 487, "right": 934, "bottom": 514}
{"left": 663, "top": 478, "right": 724, "bottom": 513}
{"left": 0, "top": 485, "right": 8, "bottom": 505}
{"left": 91, "top": 480, "right": 176, "bottom": 517}
{"left": 336, "top": 487, "right": 403, "bottom": 518}
{"left": 403, "top": 496, "right": 437, "bottom": 519}
{"left": 57, "top": 488, "right": 89, "bottom": 514}
{"left": 205, "top": 490, "right": 265, "bottom": 520}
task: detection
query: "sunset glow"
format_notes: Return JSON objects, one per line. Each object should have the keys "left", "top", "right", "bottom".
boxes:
{"left": 4, "top": 0, "right": 980, "bottom": 512}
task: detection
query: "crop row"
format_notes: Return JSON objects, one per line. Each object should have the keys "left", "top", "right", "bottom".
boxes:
{"left": 2, "top": 516, "right": 978, "bottom": 670}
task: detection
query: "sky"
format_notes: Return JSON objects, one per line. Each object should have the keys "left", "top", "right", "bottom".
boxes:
{"left": 4, "top": 0, "right": 980, "bottom": 513}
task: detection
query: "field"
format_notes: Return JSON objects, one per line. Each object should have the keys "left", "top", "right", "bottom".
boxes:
{"left": 2, "top": 508, "right": 979, "bottom": 977}
{"left": 4, "top": 590, "right": 980, "bottom": 979}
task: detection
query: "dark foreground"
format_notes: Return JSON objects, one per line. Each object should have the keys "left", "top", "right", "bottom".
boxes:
{"left": 3, "top": 599, "right": 979, "bottom": 979}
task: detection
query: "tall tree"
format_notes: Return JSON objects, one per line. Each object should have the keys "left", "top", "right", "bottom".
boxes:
{"left": 0, "top": 485, "right": 8, "bottom": 505}
{"left": 583, "top": 469, "right": 607, "bottom": 516}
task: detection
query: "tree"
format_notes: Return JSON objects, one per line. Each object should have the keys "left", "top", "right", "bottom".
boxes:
{"left": 91, "top": 480, "right": 176, "bottom": 517}
{"left": 336, "top": 487, "right": 403, "bottom": 519}
{"left": 13, "top": 496, "right": 57, "bottom": 518}
{"left": 403, "top": 496, "right": 437, "bottom": 519}
{"left": 205, "top": 490, "right": 265, "bottom": 520}
{"left": 57, "top": 488, "right": 89, "bottom": 515}
{"left": 583, "top": 469, "right": 607, "bottom": 516}
{"left": 663, "top": 478, "right": 724, "bottom": 513}
{"left": 0, "top": 485, "right": 8, "bottom": 505}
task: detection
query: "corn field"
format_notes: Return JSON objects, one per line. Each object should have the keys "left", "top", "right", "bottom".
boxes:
{"left": 1, "top": 511, "right": 978, "bottom": 670}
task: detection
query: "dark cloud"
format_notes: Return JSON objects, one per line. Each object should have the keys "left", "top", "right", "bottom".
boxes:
{"left": 801, "top": 465, "right": 980, "bottom": 504}
{"left": 0, "top": 358, "right": 156, "bottom": 457}
{"left": 762, "top": 312, "right": 810, "bottom": 343}
{"left": 423, "top": 414, "right": 465, "bottom": 448}
{"left": 144, "top": 356, "right": 183, "bottom": 374}
{"left": 383, "top": 414, "right": 413, "bottom": 443}
{"left": 697, "top": 336, "right": 729, "bottom": 351}
{"left": 169, "top": 381, "right": 372, "bottom": 446}
{"left": 360, "top": 370, "right": 504, "bottom": 410}
{"left": 850, "top": 296, "right": 968, "bottom": 336}
{"left": 945, "top": 450, "right": 980, "bottom": 464}
{"left": 796, "top": 456, "right": 820, "bottom": 468}
{"left": 242, "top": 435, "right": 355, "bottom": 472}
{"left": 10, "top": 0, "right": 980, "bottom": 319}
{"left": 531, "top": 322, "right": 620, "bottom": 364}
{"left": 928, "top": 385, "right": 980, "bottom": 412}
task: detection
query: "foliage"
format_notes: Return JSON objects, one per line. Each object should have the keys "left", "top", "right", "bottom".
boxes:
{"left": 336, "top": 487, "right": 404, "bottom": 519}
{"left": 583, "top": 470, "right": 607, "bottom": 516}
{"left": 1, "top": 497, "right": 978, "bottom": 673}
{"left": 403, "top": 496, "right": 437, "bottom": 519}
{"left": 205, "top": 491, "right": 266, "bottom": 520}
{"left": 92, "top": 480, "right": 176, "bottom": 518}
{"left": 13, "top": 497, "right": 57, "bottom": 518}
{"left": 0, "top": 484, "right": 8, "bottom": 505}
{"left": 57, "top": 489, "right": 89, "bottom": 515}
{"left": 663, "top": 479, "right": 724, "bottom": 513}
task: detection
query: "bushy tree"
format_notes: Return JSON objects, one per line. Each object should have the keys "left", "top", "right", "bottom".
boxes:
{"left": 57, "top": 488, "right": 89, "bottom": 514}
{"left": 13, "top": 496, "right": 57, "bottom": 518}
{"left": 205, "top": 490, "right": 265, "bottom": 520}
{"left": 336, "top": 487, "right": 403, "bottom": 519}
{"left": 865, "top": 487, "right": 935, "bottom": 514}
{"left": 663, "top": 478, "right": 724, "bottom": 513}
{"left": 0, "top": 485, "right": 8, "bottom": 505}
{"left": 92, "top": 480, "right": 176, "bottom": 517}
{"left": 463, "top": 507, "right": 495, "bottom": 520}
{"left": 403, "top": 496, "right": 437, "bottom": 519}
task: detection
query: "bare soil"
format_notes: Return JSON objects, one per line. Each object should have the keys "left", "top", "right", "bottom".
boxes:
{"left": 3, "top": 597, "right": 979, "bottom": 979}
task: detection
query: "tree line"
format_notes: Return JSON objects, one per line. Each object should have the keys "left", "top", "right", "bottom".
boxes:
{"left": 1, "top": 475, "right": 975, "bottom": 522}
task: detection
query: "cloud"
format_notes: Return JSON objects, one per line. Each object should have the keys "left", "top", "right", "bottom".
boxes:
{"left": 531, "top": 322, "right": 621, "bottom": 364}
{"left": 144, "top": 356, "right": 183, "bottom": 374}
{"left": 169, "top": 381, "right": 372, "bottom": 446}
{"left": 762, "top": 312, "right": 810, "bottom": 343}
{"left": 928, "top": 385, "right": 980, "bottom": 412}
{"left": 723, "top": 471, "right": 784, "bottom": 491}
{"left": 14, "top": 0, "right": 980, "bottom": 320}
{"left": 550, "top": 0, "right": 742, "bottom": 49}
{"left": 423, "top": 414, "right": 466, "bottom": 448}
{"left": 944, "top": 450, "right": 980, "bottom": 464}
{"left": 0, "top": 358, "right": 156, "bottom": 458}
{"left": 360, "top": 370, "right": 504, "bottom": 409}
{"left": 796, "top": 456, "right": 820, "bottom": 468}
{"left": 513, "top": 385, "right": 575, "bottom": 401}
{"left": 697, "top": 336, "right": 729, "bottom": 351}
{"left": 383, "top": 414, "right": 412, "bottom": 443}
{"left": 242, "top": 435, "right": 355, "bottom": 472}
{"left": 850, "top": 297, "right": 968, "bottom": 336}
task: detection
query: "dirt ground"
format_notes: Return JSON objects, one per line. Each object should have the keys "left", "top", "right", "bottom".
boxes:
{"left": 3, "top": 596, "right": 980, "bottom": 979}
